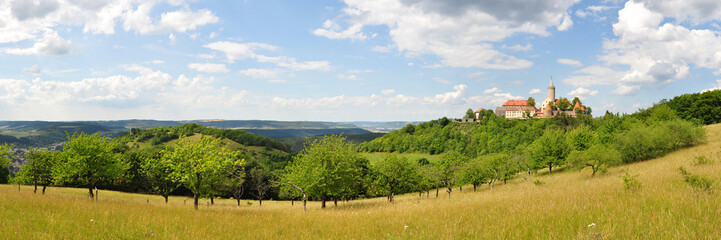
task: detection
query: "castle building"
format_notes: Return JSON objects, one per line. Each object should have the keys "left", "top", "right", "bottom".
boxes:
{"left": 494, "top": 79, "right": 588, "bottom": 119}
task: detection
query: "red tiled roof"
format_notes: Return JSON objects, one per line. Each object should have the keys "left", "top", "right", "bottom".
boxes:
{"left": 475, "top": 108, "right": 485, "bottom": 113}
{"left": 502, "top": 100, "right": 528, "bottom": 107}
{"left": 573, "top": 101, "right": 585, "bottom": 111}
{"left": 545, "top": 104, "right": 552, "bottom": 110}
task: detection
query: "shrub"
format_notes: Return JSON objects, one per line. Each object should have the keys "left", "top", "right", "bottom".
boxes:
{"left": 621, "top": 171, "right": 642, "bottom": 192}
{"left": 694, "top": 156, "right": 715, "bottom": 165}
{"left": 533, "top": 180, "right": 545, "bottom": 186}
{"left": 679, "top": 167, "right": 714, "bottom": 192}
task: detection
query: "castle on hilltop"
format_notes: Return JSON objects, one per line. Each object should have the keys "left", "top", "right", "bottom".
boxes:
{"left": 494, "top": 79, "right": 589, "bottom": 119}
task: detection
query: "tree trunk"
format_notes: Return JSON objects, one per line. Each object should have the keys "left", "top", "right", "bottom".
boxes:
{"left": 390, "top": 192, "right": 395, "bottom": 203}
{"left": 549, "top": 164, "right": 553, "bottom": 174}
{"left": 459, "top": 185, "right": 462, "bottom": 192}
{"left": 291, "top": 199, "right": 294, "bottom": 206}
{"left": 322, "top": 199, "right": 326, "bottom": 209}
{"left": 211, "top": 197, "right": 214, "bottom": 205}
{"left": 436, "top": 187, "right": 439, "bottom": 197}
{"left": 164, "top": 195, "right": 169, "bottom": 203}
{"left": 33, "top": 179, "right": 37, "bottom": 194}
{"left": 259, "top": 199, "right": 262, "bottom": 206}
{"left": 237, "top": 199, "right": 240, "bottom": 206}
{"left": 426, "top": 190, "right": 429, "bottom": 197}
{"left": 302, "top": 193, "right": 307, "bottom": 212}
{"left": 447, "top": 187, "right": 452, "bottom": 198}
{"left": 473, "top": 184, "right": 477, "bottom": 191}
{"left": 95, "top": 188, "right": 98, "bottom": 201}
{"left": 42, "top": 185, "right": 46, "bottom": 194}
{"left": 334, "top": 199, "right": 337, "bottom": 207}
{"left": 88, "top": 187, "right": 95, "bottom": 200}
{"left": 194, "top": 173, "right": 201, "bottom": 210}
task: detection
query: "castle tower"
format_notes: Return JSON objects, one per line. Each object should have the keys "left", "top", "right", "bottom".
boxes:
{"left": 541, "top": 78, "right": 556, "bottom": 111}
{"left": 548, "top": 78, "right": 555, "bottom": 101}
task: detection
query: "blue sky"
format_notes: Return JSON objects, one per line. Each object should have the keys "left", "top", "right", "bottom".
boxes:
{"left": 1, "top": 0, "right": 721, "bottom": 121}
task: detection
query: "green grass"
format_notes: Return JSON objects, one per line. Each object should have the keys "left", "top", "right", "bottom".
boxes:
{"left": 0, "top": 130, "right": 32, "bottom": 138}
{"left": 3, "top": 125, "right": 721, "bottom": 239}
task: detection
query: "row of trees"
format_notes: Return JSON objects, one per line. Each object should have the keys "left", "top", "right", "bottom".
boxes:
{"left": 10, "top": 133, "right": 267, "bottom": 209}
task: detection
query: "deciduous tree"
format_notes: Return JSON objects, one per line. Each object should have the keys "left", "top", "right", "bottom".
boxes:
{"left": 53, "top": 133, "right": 127, "bottom": 200}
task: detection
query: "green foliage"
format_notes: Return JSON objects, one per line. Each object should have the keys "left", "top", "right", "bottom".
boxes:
{"left": 568, "top": 144, "right": 621, "bottom": 177}
{"left": 15, "top": 148, "right": 58, "bottom": 192}
{"left": 0, "top": 144, "right": 12, "bottom": 184}
{"left": 678, "top": 167, "right": 714, "bottom": 192}
{"left": 464, "top": 108, "right": 475, "bottom": 119}
{"left": 527, "top": 97, "right": 536, "bottom": 107}
{"left": 693, "top": 156, "right": 715, "bottom": 165}
{"left": 375, "top": 155, "right": 419, "bottom": 202}
{"left": 621, "top": 171, "right": 641, "bottom": 192}
{"left": 282, "top": 135, "right": 368, "bottom": 207}
{"left": 164, "top": 135, "right": 244, "bottom": 208}
{"left": 614, "top": 119, "right": 705, "bottom": 163}
{"left": 533, "top": 180, "right": 545, "bottom": 186}
{"left": 437, "top": 151, "right": 468, "bottom": 195}
{"left": 139, "top": 146, "right": 181, "bottom": 202}
{"left": 53, "top": 133, "right": 127, "bottom": 197}
{"left": 557, "top": 98, "right": 570, "bottom": 111}
{"left": 566, "top": 125, "right": 596, "bottom": 151}
{"left": 661, "top": 89, "right": 721, "bottom": 125}
{"left": 119, "top": 123, "right": 291, "bottom": 153}
{"left": 527, "top": 128, "right": 570, "bottom": 173}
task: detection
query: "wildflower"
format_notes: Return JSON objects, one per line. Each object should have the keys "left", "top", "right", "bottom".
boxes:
{"left": 588, "top": 223, "right": 595, "bottom": 227}
{"left": 404, "top": 225, "right": 409, "bottom": 230}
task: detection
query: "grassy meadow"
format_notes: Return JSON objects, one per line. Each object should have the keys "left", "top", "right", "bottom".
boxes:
{"left": 3, "top": 125, "right": 721, "bottom": 239}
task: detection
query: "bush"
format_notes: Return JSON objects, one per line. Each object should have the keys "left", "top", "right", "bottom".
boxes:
{"left": 679, "top": 167, "right": 714, "bottom": 192}
{"left": 533, "top": 180, "right": 545, "bottom": 186}
{"left": 693, "top": 156, "right": 715, "bottom": 165}
{"left": 621, "top": 172, "right": 641, "bottom": 192}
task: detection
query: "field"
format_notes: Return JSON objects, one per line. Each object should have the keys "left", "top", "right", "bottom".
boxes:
{"left": 2, "top": 125, "right": 721, "bottom": 239}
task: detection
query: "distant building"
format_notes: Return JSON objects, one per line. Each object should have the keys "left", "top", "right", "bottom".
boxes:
{"left": 494, "top": 79, "right": 590, "bottom": 119}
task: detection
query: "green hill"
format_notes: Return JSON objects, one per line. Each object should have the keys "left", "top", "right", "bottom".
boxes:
{"left": 3, "top": 124, "right": 719, "bottom": 239}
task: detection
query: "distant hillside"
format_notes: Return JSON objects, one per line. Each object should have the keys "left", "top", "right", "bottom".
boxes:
{"left": 116, "top": 123, "right": 292, "bottom": 153}
{"left": 0, "top": 119, "right": 402, "bottom": 148}
{"left": 279, "top": 132, "right": 386, "bottom": 153}
{"left": 0, "top": 121, "right": 110, "bottom": 148}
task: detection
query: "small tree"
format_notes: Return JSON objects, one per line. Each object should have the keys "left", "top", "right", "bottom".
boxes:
{"left": 375, "top": 155, "right": 418, "bottom": 203}
{"left": 438, "top": 151, "right": 467, "bottom": 197}
{"left": 464, "top": 108, "right": 475, "bottom": 119}
{"left": 527, "top": 129, "right": 570, "bottom": 174}
{"left": 140, "top": 147, "right": 181, "bottom": 203}
{"left": 0, "top": 144, "right": 13, "bottom": 184}
{"left": 167, "top": 135, "right": 244, "bottom": 209}
{"left": 527, "top": 97, "right": 536, "bottom": 108}
{"left": 568, "top": 145, "right": 621, "bottom": 177}
{"left": 461, "top": 157, "right": 491, "bottom": 191}
{"left": 17, "top": 148, "right": 57, "bottom": 194}
{"left": 250, "top": 167, "right": 272, "bottom": 206}
{"left": 54, "top": 133, "right": 127, "bottom": 200}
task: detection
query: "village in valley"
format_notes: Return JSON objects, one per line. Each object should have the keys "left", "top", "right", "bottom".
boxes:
{"left": 457, "top": 79, "right": 591, "bottom": 123}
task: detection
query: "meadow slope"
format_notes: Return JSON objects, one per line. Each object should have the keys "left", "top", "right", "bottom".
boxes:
{"left": 2, "top": 124, "right": 721, "bottom": 239}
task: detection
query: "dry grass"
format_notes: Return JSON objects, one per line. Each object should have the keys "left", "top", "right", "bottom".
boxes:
{"left": 3, "top": 125, "right": 721, "bottom": 239}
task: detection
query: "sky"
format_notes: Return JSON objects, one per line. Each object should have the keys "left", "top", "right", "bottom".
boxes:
{"left": 1, "top": 0, "right": 721, "bottom": 121}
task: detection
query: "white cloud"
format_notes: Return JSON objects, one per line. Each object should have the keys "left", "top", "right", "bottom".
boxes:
{"left": 267, "top": 79, "right": 287, "bottom": 84}
{"left": 568, "top": 87, "right": 599, "bottom": 97}
{"left": 371, "top": 44, "right": 394, "bottom": 53}
{"left": 23, "top": 65, "right": 42, "bottom": 75}
{"left": 467, "top": 72, "right": 485, "bottom": 78}
{"left": 381, "top": 89, "right": 395, "bottom": 95}
{"left": 557, "top": 14, "right": 573, "bottom": 31}
{"left": 502, "top": 44, "right": 532, "bottom": 52}
{"left": 239, "top": 68, "right": 279, "bottom": 78}
{"left": 5, "top": 31, "right": 72, "bottom": 56}
{"left": 557, "top": 58, "right": 583, "bottom": 67}
{"left": 187, "top": 63, "right": 230, "bottom": 73}
{"left": 483, "top": 87, "right": 501, "bottom": 94}
{"left": 566, "top": 1, "right": 721, "bottom": 95}
{"left": 313, "top": 23, "right": 366, "bottom": 40}
{"left": 702, "top": 79, "right": 721, "bottom": 93}
{"left": 337, "top": 74, "right": 358, "bottom": 80}
{"left": 10, "top": 0, "right": 59, "bottom": 21}
{"left": 316, "top": 0, "right": 580, "bottom": 69}
{"left": 204, "top": 41, "right": 331, "bottom": 71}
{"left": 123, "top": 4, "right": 218, "bottom": 34}
{"left": 529, "top": 88, "right": 541, "bottom": 94}
{"left": 150, "top": 60, "right": 164, "bottom": 64}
